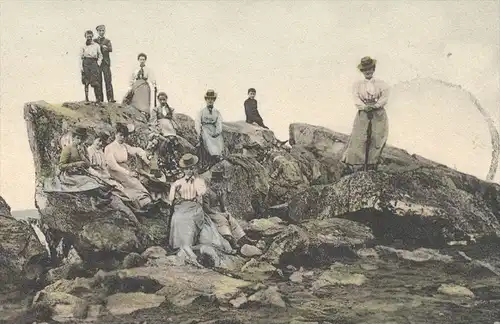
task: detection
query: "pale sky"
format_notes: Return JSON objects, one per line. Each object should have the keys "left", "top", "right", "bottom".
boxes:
{"left": 1, "top": 0, "right": 499, "bottom": 210}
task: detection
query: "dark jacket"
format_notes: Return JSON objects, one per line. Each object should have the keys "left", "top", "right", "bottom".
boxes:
{"left": 244, "top": 98, "right": 266, "bottom": 128}
{"left": 93, "top": 37, "right": 113, "bottom": 66}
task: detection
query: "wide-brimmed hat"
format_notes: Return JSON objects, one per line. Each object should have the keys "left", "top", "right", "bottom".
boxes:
{"left": 73, "top": 127, "right": 88, "bottom": 139}
{"left": 204, "top": 89, "right": 217, "bottom": 99}
{"left": 357, "top": 56, "right": 377, "bottom": 71}
{"left": 179, "top": 153, "right": 199, "bottom": 168}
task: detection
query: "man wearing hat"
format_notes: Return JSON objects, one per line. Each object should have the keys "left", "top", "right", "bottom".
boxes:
{"left": 202, "top": 170, "right": 256, "bottom": 250}
{"left": 80, "top": 30, "right": 103, "bottom": 105}
{"left": 196, "top": 89, "right": 225, "bottom": 169}
{"left": 94, "top": 25, "right": 115, "bottom": 103}
{"left": 342, "top": 56, "right": 390, "bottom": 171}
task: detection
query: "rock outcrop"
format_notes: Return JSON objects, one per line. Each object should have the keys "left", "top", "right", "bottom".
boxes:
{"left": 0, "top": 196, "right": 48, "bottom": 291}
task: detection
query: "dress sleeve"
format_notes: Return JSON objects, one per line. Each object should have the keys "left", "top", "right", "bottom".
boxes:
{"left": 374, "top": 81, "right": 390, "bottom": 109}
{"left": 150, "top": 106, "right": 158, "bottom": 125}
{"left": 104, "top": 145, "right": 131, "bottom": 176}
{"left": 130, "top": 70, "right": 137, "bottom": 87}
{"left": 58, "top": 146, "right": 73, "bottom": 171}
{"left": 167, "top": 180, "right": 179, "bottom": 204}
{"left": 125, "top": 144, "right": 149, "bottom": 162}
{"left": 195, "top": 109, "right": 203, "bottom": 138}
{"left": 215, "top": 110, "right": 223, "bottom": 136}
{"left": 352, "top": 82, "right": 366, "bottom": 110}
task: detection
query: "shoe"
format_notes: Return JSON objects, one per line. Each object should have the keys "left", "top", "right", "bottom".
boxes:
{"left": 109, "top": 99, "right": 116, "bottom": 103}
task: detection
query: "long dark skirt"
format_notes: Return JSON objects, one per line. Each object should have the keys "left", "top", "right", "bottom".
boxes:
{"left": 81, "top": 58, "right": 101, "bottom": 88}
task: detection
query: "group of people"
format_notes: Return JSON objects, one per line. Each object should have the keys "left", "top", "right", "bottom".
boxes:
{"left": 73, "top": 24, "right": 390, "bottom": 264}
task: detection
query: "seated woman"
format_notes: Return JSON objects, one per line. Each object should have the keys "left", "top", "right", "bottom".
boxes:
{"left": 86, "top": 132, "right": 125, "bottom": 192}
{"left": 44, "top": 127, "right": 103, "bottom": 194}
{"left": 166, "top": 153, "right": 233, "bottom": 266}
{"left": 150, "top": 91, "right": 180, "bottom": 138}
{"left": 104, "top": 123, "right": 153, "bottom": 211}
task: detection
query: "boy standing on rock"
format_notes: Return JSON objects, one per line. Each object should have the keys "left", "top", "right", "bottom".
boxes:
{"left": 80, "top": 30, "right": 103, "bottom": 105}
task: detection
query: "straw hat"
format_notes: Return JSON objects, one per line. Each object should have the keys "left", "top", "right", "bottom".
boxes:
{"left": 179, "top": 153, "right": 199, "bottom": 168}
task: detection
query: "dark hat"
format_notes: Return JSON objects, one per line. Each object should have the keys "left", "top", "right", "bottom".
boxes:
{"left": 211, "top": 170, "right": 224, "bottom": 181}
{"left": 73, "top": 127, "right": 88, "bottom": 138}
{"left": 96, "top": 25, "right": 105, "bottom": 31}
{"left": 204, "top": 89, "right": 217, "bottom": 99}
{"left": 179, "top": 153, "right": 199, "bottom": 168}
{"left": 358, "top": 56, "right": 377, "bottom": 71}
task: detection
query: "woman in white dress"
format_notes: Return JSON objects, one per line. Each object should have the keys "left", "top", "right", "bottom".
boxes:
{"left": 104, "top": 123, "right": 153, "bottom": 210}
{"left": 123, "top": 53, "right": 156, "bottom": 117}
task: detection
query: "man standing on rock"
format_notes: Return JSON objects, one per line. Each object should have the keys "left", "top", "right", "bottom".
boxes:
{"left": 94, "top": 25, "right": 115, "bottom": 103}
{"left": 342, "top": 56, "right": 390, "bottom": 171}
{"left": 80, "top": 30, "right": 103, "bottom": 105}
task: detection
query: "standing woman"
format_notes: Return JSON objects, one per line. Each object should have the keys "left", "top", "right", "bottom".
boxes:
{"left": 123, "top": 53, "right": 156, "bottom": 118}
{"left": 342, "top": 56, "right": 390, "bottom": 171}
{"left": 196, "top": 89, "right": 225, "bottom": 169}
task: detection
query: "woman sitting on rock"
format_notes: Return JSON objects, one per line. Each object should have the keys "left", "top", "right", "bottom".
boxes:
{"left": 104, "top": 123, "right": 154, "bottom": 212}
{"left": 166, "top": 153, "right": 233, "bottom": 266}
{"left": 44, "top": 127, "right": 104, "bottom": 194}
{"left": 150, "top": 91, "right": 180, "bottom": 138}
{"left": 86, "top": 132, "right": 125, "bottom": 193}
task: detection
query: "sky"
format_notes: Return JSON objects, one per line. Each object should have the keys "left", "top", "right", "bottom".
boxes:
{"left": 0, "top": 0, "right": 499, "bottom": 210}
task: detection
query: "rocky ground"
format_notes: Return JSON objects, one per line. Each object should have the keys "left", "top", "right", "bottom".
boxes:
{"left": 0, "top": 101, "right": 499, "bottom": 323}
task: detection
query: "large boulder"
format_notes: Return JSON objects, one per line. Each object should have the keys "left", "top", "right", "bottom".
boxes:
{"left": 288, "top": 169, "right": 500, "bottom": 247}
{"left": 0, "top": 196, "right": 48, "bottom": 291}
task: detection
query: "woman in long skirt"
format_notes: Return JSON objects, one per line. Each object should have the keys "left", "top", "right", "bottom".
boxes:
{"left": 342, "top": 56, "right": 390, "bottom": 171}
{"left": 166, "top": 153, "right": 232, "bottom": 266}
{"left": 123, "top": 53, "right": 156, "bottom": 118}
{"left": 195, "top": 89, "right": 225, "bottom": 170}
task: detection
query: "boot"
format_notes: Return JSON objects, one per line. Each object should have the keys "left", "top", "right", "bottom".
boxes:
{"left": 223, "top": 235, "right": 239, "bottom": 249}
{"left": 237, "top": 235, "right": 257, "bottom": 246}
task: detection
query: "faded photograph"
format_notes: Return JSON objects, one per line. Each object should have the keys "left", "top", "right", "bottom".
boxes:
{"left": 0, "top": 1, "right": 499, "bottom": 323}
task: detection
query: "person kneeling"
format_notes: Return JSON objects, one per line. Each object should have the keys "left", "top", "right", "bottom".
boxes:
{"left": 202, "top": 170, "right": 256, "bottom": 250}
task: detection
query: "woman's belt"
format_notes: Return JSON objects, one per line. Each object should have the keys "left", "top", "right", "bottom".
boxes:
{"left": 83, "top": 57, "right": 98, "bottom": 61}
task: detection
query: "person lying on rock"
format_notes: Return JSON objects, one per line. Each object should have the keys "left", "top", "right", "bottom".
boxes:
{"left": 244, "top": 88, "right": 288, "bottom": 147}
{"left": 44, "top": 127, "right": 105, "bottom": 194}
{"left": 195, "top": 89, "right": 225, "bottom": 171}
{"left": 104, "top": 123, "right": 155, "bottom": 212}
{"left": 166, "top": 153, "right": 234, "bottom": 267}
{"left": 202, "top": 170, "right": 257, "bottom": 250}
{"left": 150, "top": 91, "right": 180, "bottom": 138}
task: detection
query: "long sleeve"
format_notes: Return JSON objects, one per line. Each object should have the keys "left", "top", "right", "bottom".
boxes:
{"left": 374, "top": 81, "right": 390, "bottom": 109}
{"left": 202, "top": 191, "right": 214, "bottom": 215}
{"left": 79, "top": 46, "right": 84, "bottom": 71}
{"left": 195, "top": 109, "right": 203, "bottom": 138}
{"left": 215, "top": 111, "right": 223, "bottom": 136}
{"left": 219, "top": 190, "right": 227, "bottom": 213}
{"left": 105, "top": 39, "right": 112, "bottom": 53}
{"left": 125, "top": 144, "right": 148, "bottom": 163}
{"left": 167, "top": 181, "right": 179, "bottom": 204}
{"left": 96, "top": 45, "right": 103, "bottom": 66}
{"left": 59, "top": 146, "right": 73, "bottom": 171}
{"left": 104, "top": 145, "right": 131, "bottom": 176}
{"left": 352, "top": 82, "right": 365, "bottom": 110}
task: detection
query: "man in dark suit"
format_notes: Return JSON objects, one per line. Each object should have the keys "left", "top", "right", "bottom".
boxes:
{"left": 94, "top": 25, "right": 115, "bottom": 103}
